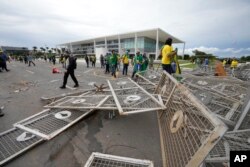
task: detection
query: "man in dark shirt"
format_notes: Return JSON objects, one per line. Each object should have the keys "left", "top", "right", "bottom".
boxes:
{"left": 60, "top": 54, "right": 79, "bottom": 89}
{"left": 0, "top": 50, "right": 10, "bottom": 72}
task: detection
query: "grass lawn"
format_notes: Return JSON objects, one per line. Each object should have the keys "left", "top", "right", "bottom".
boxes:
{"left": 178, "top": 60, "right": 191, "bottom": 64}
{"left": 180, "top": 63, "right": 197, "bottom": 69}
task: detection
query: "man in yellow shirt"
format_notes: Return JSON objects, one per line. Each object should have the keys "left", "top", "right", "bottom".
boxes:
{"left": 231, "top": 58, "right": 238, "bottom": 68}
{"left": 161, "top": 38, "right": 177, "bottom": 74}
{"left": 122, "top": 50, "right": 130, "bottom": 75}
{"left": 230, "top": 58, "right": 238, "bottom": 77}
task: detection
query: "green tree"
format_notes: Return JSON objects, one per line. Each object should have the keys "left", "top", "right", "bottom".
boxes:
{"left": 33, "top": 46, "right": 37, "bottom": 53}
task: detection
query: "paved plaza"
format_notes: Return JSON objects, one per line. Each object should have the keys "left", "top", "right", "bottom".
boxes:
{"left": 0, "top": 60, "right": 163, "bottom": 167}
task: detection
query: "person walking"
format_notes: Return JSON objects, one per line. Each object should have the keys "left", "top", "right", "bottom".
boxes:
{"left": 0, "top": 50, "right": 10, "bottom": 71}
{"left": 131, "top": 51, "right": 143, "bottom": 78}
{"left": 100, "top": 54, "right": 105, "bottom": 68}
{"left": 161, "top": 38, "right": 176, "bottom": 74}
{"left": 105, "top": 53, "right": 110, "bottom": 74}
{"left": 84, "top": 55, "right": 89, "bottom": 68}
{"left": 52, "top": 55, "right": 56, "bottom": 65}
{"left": 230, "top": 58, "right": 238, "bottom": 77}
{"left": 27, "top": 52, "right": 36, "bottom": 66}
{"left": 93, "top": 55, "right": 96, "bottom": 67}
{"left": 110, "top": 50, "right": 118, "bottom": 78}
{"left": 60, "top": 54, "right": 79, "bottom": 89}
{"left": 122, "top": 50, "right": 129, "bottom": 75}
{"left": 24, "top": 54, "right": 28, "bottom": 64}
{"left": 204, "top": 58, "right": 209, "bottom": 71}
{"left": 149, "top": 55, "right": 154, "bottom": 70}
{"left": 141, "top": 53, "right": 149, "bottom": 71}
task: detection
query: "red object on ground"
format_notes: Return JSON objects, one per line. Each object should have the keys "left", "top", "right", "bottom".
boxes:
{"left": 52, "top": 68, "right": 61, "bottom": 73}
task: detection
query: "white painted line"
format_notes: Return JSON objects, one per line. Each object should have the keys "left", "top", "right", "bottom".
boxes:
{"left": 83, "top": 69, "right": 93, "bottom": 74}
{"left": 66, "top": 85, "right": 76, "bottom": 90}
{"left": 26, "top": 70, "right": 34, "bottom": 74}
{"left": 49, "top": 79, "right": 59, "bottom": 83}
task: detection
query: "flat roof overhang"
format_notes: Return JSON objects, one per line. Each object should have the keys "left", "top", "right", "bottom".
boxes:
{"left": 58, "top": 28, "right": 184, "bottom": 46}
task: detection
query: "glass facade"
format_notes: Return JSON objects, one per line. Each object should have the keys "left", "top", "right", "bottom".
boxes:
{"left": 71, "top": 36, "right": 164, "bottom": 55}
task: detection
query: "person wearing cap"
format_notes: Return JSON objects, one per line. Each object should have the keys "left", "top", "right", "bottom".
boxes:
{"left": 122, "top": 50, "right": 130, "bottom": 75}
{"left": 131, "top": 51, "right": 143, "bottom": 78}
{"left": 0, "top": 49, "right": 10, "bottom": 72}
{"left": 60, "top": 54, "right": 79, "bottom": 89}
{"left": 161, "top": 38, "right": 176, "bottom": 74}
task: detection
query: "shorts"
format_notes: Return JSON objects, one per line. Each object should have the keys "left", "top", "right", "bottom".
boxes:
{"left": 162, "top": 64, "right": 173, "bottom": 74}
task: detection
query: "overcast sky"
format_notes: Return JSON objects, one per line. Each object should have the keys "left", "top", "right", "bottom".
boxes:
{"left": 0, "top": 0, "right": 250, "bottom": 57}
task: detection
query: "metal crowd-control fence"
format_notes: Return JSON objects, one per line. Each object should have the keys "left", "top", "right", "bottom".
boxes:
{"left": 14, "top": 109, "right": 93, "bottom": 140}
{"left": 84, "top": 152, "right": 154, "bottom": 167}
{"left": 108, "top": 78, "right": 165, "bottom": 115}
{"left": 206, "top": 129, "right": 250, "bottom": 166}
{"left": 0, "top": 128, "right": 43, "bottom": 166}
{"left": 181, "top": 74, "right": 250, "bottom": 102}
{"left": 155, "top": 71, "right": 227, "bottom": 167}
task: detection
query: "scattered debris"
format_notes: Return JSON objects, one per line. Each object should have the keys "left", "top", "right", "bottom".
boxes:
{"left": 1, "top": 65, "right": 250, "bottom": 166}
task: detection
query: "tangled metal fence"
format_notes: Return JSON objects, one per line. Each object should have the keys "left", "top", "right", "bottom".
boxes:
{"left": 234, "top": 64, "right": 250, "bottom": 81}
{"left": 108, "top": 78, "right": 165, "bottom": 115}
{"left": 182, "top": 74, "right": 249, "bottom": 102}
{"left": 44, "top": 95, "right": 113, "bottom": 110}
{"left": 183, "top": 82, "right": 242, "bottom": 127}
{"left": 84, "top": 152, "right": 154, "bottom": 167}
{"left": 0, "top": 128, "right": 43, "bottom": 166}
{"left": 136, "top": 70, "right": 163, "bottom": 85}
{"left": 14, "top": 109, "right": 93, "bottom": 140}
{"left": 206, "top": 129, "right": 250, "bottom": 166}
{"left": 155, "top": 71, "right": 227, "bottom": 167}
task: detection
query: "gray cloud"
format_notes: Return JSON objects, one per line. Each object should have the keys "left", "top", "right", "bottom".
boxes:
{"left": 0, "top": 0, "right": 250, "bottom": 57}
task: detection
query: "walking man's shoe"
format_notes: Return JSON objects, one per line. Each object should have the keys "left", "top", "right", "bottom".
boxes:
{"left": 0, "top": 106, "right": 4, "bottom": 117}
{"left": 60, "top": 86, "right": 66, "bottom": 89}
{"left": 74, "top": 84, "right": 79, "bottom": 88}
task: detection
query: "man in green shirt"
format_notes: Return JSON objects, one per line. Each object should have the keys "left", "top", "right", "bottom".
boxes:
{"left": 141, "top": 53, "right": 149, "bottom": 71}
{"left": 131, "top": 51, "right": 143, "bottom": 78}
{"left": 110, "top": 50, "right": 118, "bottom": 78}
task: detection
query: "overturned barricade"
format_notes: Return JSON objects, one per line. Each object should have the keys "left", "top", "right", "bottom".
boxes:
{"left": 206, "top": 129, "right": 250, "bottom": 166}
{"left": 14, "top": 109, "right": 93, "bottom": 140}
{"left": 234, "top": 63, "right": 250, "bottom": 81}
{"left": 155, "top": 71, "right": 227, "bottom": 167}
{"left": 108, "top": 78, "right": 165, "bottom": 115}
{"left": 2, "top": 67, "right": 250, "bottom": 166}
{"left": 0, "top": 128, "right": 43, "bottom": 166}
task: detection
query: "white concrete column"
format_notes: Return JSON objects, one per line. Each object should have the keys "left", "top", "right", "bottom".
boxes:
{"left": 134, "top": 33, "right": 137, "bottom": 54}
{"left": 155, "top": 29, "right": 159, "bottom": 60}
{"left": 93, "top": 39, "right": 96, "bottom": 54}
{"left": 183, "top": 42, "right": 186, "bottom": 59}
{"left": 105, "top": 37, "right": 107, "bottom": 52}
{"left": 118, "top": 35, "right": 121, "bottom": 54}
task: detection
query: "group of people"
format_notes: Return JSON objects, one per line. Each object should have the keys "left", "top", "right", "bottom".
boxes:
{"left": 100, "top": 50, "right": 149, "bottom": 78}
{"left": 84, "top": 55, "right": 96, "bottom": 68}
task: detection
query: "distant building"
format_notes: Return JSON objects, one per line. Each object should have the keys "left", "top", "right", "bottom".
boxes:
{"left": 0, "top": 46, "right": 29, "bottom": 55}
{"left": 58, "top": 28, "right": 185, "bottom": 60}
